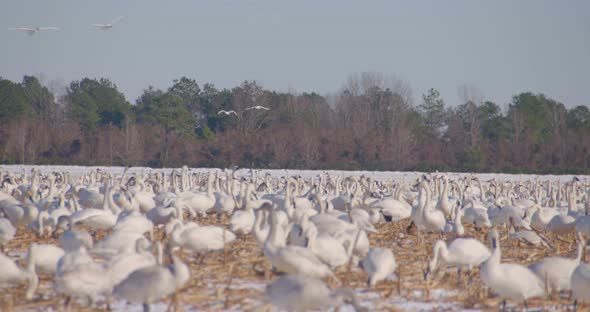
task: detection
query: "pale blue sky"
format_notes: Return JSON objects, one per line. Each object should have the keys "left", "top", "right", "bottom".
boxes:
{"left": 1, "top": 1, "right": 589, "bottom": 107}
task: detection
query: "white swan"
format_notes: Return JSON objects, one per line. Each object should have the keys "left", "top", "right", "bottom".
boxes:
{"left": 8, "top": 26, "right": 60, "bottom": 35}
{"left": 480, "top": 229, "right": 545, "bottom": 309}
{"left": 106, "top": 239, "right": 159, "bottom": 287}
{"left": 252, "top": 207, "right": 271, "bottom": 248}
{"left": 176, "top": 173, "right": 216, "bottom": 217}
{"left": 443, "top": 201, "right": 464, "bottom": 236}
{"left": 527, "top": 205, "right": 559, "bottom": 230}
{"left": 56, "top": 215, "right": 94, "bottom": 252}
{"left": 146, "top": 203, "right": 179, "bottom": 226}
{"left": 47, "top": 193, "right": 73, "bottom": 226}
{"left": 0, "top": 217, "right": 15, "bottom": 251}
{"left": 305, "top": 222, "right": 348, "bottom": 268}
{"left": 0, "top": 250, "right": 38, "bottom": 300}
{"left": 27, "top": 242, "right": 64, "bottom": 274}
{"left": 361, "top": 247, "right": 397, "bottom": 287}
{"left": 92, "top": 16, "right": 124, "bottom": 30}
{"left": 91, "top": 230, "right": 145, "bottom": 259}
{"left": 266, "top": 275, "right": 367, "bottom": 312}
{"left": 436, "top": 175, "right": 453, "bottom": 218}
{"left": 571, "top": 262, "right": 590, "bottom": 308}
{"left": 529, "top": 237, "right": 583, "bottom": 294}
{"left": 217, "top": 110, "right": 237, "bottom": 116}
{"left": 70, "top": 184, "right": 117, "bottom": 230}
{"left": 419, "top": 182, "right": 446, "bottom": 233}
{"left": 55, "top": 255, "right": 111, "bottom": 307}
{"left": 425, "top": 238, "right": 490, "bottom": 283}
{"left": 546, "top": 213, "right": 577, "bottom": 236}
{"left": 509, "top": 228, "right": 552, "bottom": 248}
{"left": 169, "top": 222, "right": 236, "bottom": 254}
{"left": 245, "top": 105, "right": 270, "bottom": 111}
{"left": 2, "top": 201, "right": 39, "bottom": 226}
{"left": 113, "top": 210, "right": 154, "bottom": 235}
{"left": 114, "top": 254, "right": 190, "bottom": 312}
{"left": 56, "top": 245, "right": 94, "bottom": 274}
{"left": 213, "top": 172, "right": 238, "bottom": 214}
{"left": 262, "top": 204, "right": 334, "bottom": 279}
{"left": 229, "top": 183, "right": 258, "bottom": 235}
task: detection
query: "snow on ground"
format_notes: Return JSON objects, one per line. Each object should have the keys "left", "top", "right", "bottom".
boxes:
{"left": 1, "top": 164, "right": 587, "bottom": 182}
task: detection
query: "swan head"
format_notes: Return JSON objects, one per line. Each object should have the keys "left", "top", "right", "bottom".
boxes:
{"left": 54, "top": 215, "right": 71, "bottom": 235}
{"left": 165, "top": 220, "right": 184, "bottom": 237}
{"left": 425, "top": 240, "right": 446, "bottom": 280}
{"left": 135, "top": 237, "right": 151, "bottom": 253}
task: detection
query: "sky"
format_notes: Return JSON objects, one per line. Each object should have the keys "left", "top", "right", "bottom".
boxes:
{"left": 1, "top": 0, "right": 589, "bottom": 108}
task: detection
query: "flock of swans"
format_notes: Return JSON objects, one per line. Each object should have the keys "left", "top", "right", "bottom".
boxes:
{"left": 8, "top": 16, "right": 124, "bottom": 35}
{"left": 0, "top": 166, "right": 589, "bottom": 311}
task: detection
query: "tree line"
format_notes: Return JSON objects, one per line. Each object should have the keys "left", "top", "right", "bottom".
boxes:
{"left": 1, "top": 73, "right": 589, "bottom": 174}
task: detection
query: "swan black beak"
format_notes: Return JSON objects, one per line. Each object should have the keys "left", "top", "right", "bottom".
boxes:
{"left": 382, "top": 213, "right": 393, "bottom": 222}
{"left": 423, "top": 268, "right": 430, "bottom": 281}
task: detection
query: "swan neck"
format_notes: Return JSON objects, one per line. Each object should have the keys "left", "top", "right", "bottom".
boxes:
{"left": 430, "top": 241, "right": 446, "bottom": 271}
{"left": 306, "top": 228, "right": 317, "bottom": 249}
{"left": 576, "top": 240, "right": 584, "bottom": 261}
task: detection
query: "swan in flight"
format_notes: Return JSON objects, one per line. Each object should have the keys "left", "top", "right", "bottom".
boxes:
{"left": 92, "top": 16, "right": 124, "bottom": 30}
{"left": 217, "top": 110, "right": 237, "bottom": 116}
{"left": 245, "top": 105, "right": 270, "bottom": 111}
{"left": 8, "top": 27, "right": 59, "bottom": 35}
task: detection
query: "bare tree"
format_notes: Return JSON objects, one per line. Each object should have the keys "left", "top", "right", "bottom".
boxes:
{"left": 457, "top": 84, "right": 484, "bottom": 147}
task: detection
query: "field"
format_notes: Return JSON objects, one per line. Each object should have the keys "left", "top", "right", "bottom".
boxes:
{"left": 0, "top": 165, "right": 587, "bottom": 311}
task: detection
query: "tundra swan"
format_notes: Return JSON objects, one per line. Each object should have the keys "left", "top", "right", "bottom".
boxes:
{"left": 305, "top": 222, "right": 348, "bottom": 268}
{"left": 217, "top": 110, "right": 237, "bottom": 116}
{"left": 92, "top": 16, "right": 124, "bottom": 30}
{"left": 419, "top": 182, "right": 446, "bottom": 233}
{"left": 27, "top": 242, "right": 64, "bottom": 274}
{"left": 106, "top": 239, "right": 159, "bottom": 287}
{"left": 443, "top": 201, "right": 464, "bottom": 236}
{"left": 0, "top": 217, "right": 15, "bottom": 251}
{"left": 361, "top": 247, "right": 397, "bottom": 287}
{"left": 480, "top": 229, "right": 545, "bottom": 309}
{"left": 245, "top": 105, "right": 270, "bottom": 111}
{"left": 425, "top": 238, "right": 490, "bottom": 283}
{"left": 266, "top": 275, "right": 367, "bottom": 312}
{"left": 113, "top": 210, "right": 154, "bottom": 235}
{"left": 56, "top": 215, "right": 94, "bottom": 252}
{"left": 169, "top": 222, "right": 236, "bottom": 254}
{"left": 56, "top": 258, "right": 111, "bottom": 307}
{"left": 114, "top": 254, "right": 190, "bottom": 312}
{"left": 0, "top": 250, "right": 38, "bottom": 300}
{"left": 70, "top": 184, "right": 117, "bottom": 230}
{"left": 262, "top": 204, "right": 334, "bottom": 278}
{"left": 571, "top": 262, "right": 590, "bottom": 308}
{"left": 229, "top": 184, "right": 259, "bottom": 235}
{"left": 91, "top": 230, "right": 145, "bottom": 259}
{"left": 146, "top": 203, "right": 179, "bottom": 226}
{"left": 8, "top": 26, "right": 60, "bottom": 35}
{"left": 529, "top": 237, "right": 583, "bottom": 294}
